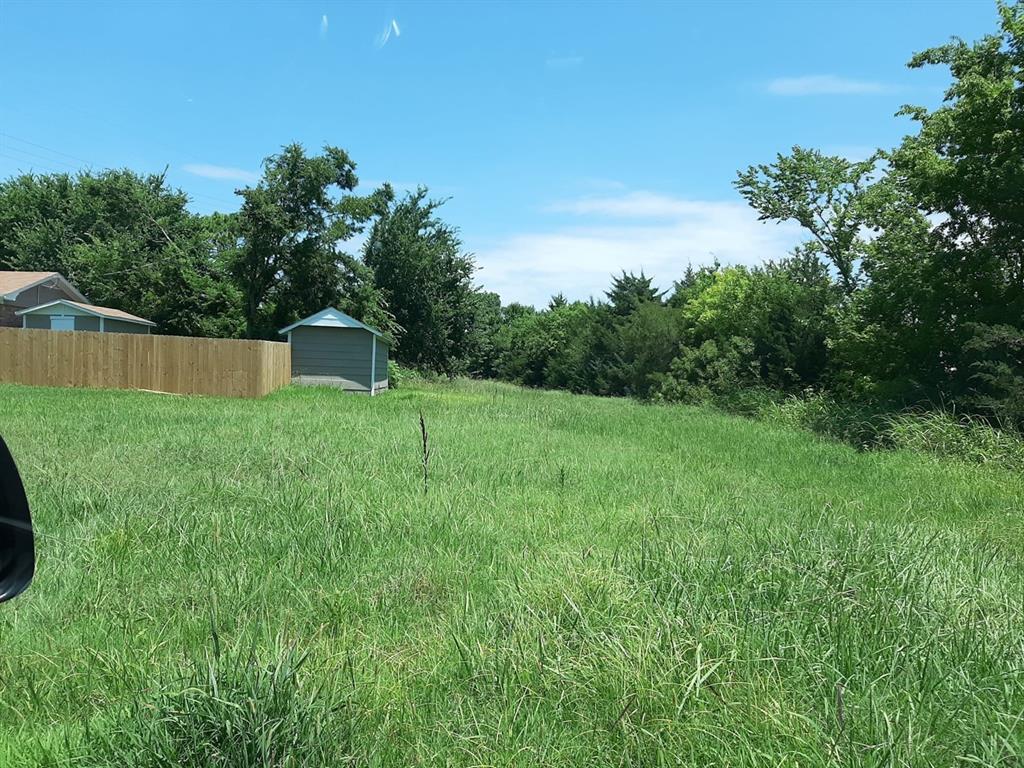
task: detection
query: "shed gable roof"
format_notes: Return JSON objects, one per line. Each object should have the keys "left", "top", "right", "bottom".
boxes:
{"left": 278, "top": 307, "right": 384, "bottom": 339}
{"left": 16, "top": 299, "right": 156, "bottom": 326}
{"left": 0, "top": 271, "right": 88, "bottom": 303}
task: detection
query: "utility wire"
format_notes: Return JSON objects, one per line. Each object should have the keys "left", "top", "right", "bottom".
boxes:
{"left": 0, "top": 132, "right": 95, "bottom": 165}
{"left": 0, "top": 152, "right": 66, "bottom": 175}
{"left": 0, "top": 144, "right": 82, "bottom": 170}
{"left": 0, "top": 132, "right": 243, "bottom": 209}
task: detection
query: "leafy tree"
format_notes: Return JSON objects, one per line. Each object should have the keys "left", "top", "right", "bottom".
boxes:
{"left": 669, "top": 261, "right": 835, "bottom": 397}
{"left": 736, "top": 147, "right": 880, "bottom": 295}
{"left": 964, "top": 323, "right": 1024, "bottom": 429}
{"left": 466, "top": 291, "right": 503, "bottom": 377}
{"left": 492, "top": 304, "right": 546, "bottom": 386}
{"left": 542, "top": 301, "right": 609, "bottom": 393}
{"left": 364, "top": 188, "right": 480, "bottom": 375}
{"left": 659, "top": 337, "right": 760, "bottom": 405}
{"left": 869, "top": 1, "right": 1024, "bottom": 407}
{"left": 231, "top": 144, "right": 392, "bottom": 338}
{"left": 605, "top": 270, "right": 665, "bottom": 316}
{"left": 893, "top": 1, "right": 1023, "bottom": 290}
{"left": 336, "top": 252, "right": 402, "bottom": 344}
{"left": 0, "top": 169, "right": 244, "bottom": 337}
{"left": 606, "top": 302, "right": 682, "bottom": 398}
{"left": 747, "top": 256, "right": 836, "bottom": 390}
{"left": 547, "top": 293, "right": 568, "bottom": 310}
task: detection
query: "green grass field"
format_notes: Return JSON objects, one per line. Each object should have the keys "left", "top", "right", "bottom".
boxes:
{"left": 2, "top": 379, "right": 1024, "bottom": 766}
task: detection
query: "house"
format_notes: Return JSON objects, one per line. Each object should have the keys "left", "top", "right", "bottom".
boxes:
{"left": 279, "top": 307, "right": 389, "bottom": 394}
{"left": 0, "top": 271, "right": 154, "bottom": 333}
{"left": 17, "top": 300, "right": 155, "bottom": 334}
{"left": 0, "top": 272, "right": 87, "bottom": 327}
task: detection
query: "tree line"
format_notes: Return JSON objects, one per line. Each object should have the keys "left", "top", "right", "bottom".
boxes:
{"left": 0, "top": 143, "right": 481, "bottom": 374}
{"left": 0, "top": 3, "right": 1020, "bottom": 433}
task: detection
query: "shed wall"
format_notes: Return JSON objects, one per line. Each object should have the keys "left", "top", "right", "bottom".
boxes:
{"left": 23, "top": 315, "right": 49, "bottom": 330}
{"left": 105, "top": 318, "right": 150, "bottom": 334}
{"left": 290, "top": 326, "right": 373, "bottom": 391}
{"left": 20, "top": 310, "right": 148, "bottom": 333}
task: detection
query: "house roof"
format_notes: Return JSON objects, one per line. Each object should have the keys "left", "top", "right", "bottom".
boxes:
{"left": 0, "top": 271, "right": 88, "bottom": 303}
{"left": 278, "top": 307, "right": 386, "bottom": 339}
{"left": 16, "top": 299, "right": 156, "bottom": 327}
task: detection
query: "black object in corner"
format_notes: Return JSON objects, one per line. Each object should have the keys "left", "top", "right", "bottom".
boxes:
{"left": 0, "top": 436, "right": 34, "bottom": 604}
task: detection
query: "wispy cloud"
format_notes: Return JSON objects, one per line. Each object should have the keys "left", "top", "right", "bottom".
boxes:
{"left": 181, "top": 164, "right": 259, "bottom": 183}
{"left": 766, "top": 75, "right": 893, "bottom": 96}
{"left": 471, "top": 190, "right": 803, "bottom": 306}
{"left": 375, "top": 18, "right": 401, "bottom": 48}
{"left": 545, "top": 55, "right": 584, "bottom": 70}
{"left": 320, "top": 14, "right": 328, "bottom": 39}
{"left": 546, "top": 191, "right": 725, "bottom": 219}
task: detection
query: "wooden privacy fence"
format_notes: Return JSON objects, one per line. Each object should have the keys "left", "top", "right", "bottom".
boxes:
{"left": 0, "top": 328, "right": 291, "bottom": 398}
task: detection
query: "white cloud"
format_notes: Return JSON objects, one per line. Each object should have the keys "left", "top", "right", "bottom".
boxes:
{"left": 766, "top": 75, "right": 893, "bottom": 96}
{"left": 545, "top": 55, "right": 584, "bottom": 70}
{"left": 546, "top": 191, "right": 729, "bottom": 219}
{"left": 375, "top": 18, "right": 400, "bottom": 48}
{"left": 471, "top": 191, "right": 804, "bottom": 306}
{"left": 181, "top": 164, "right": 259, "bottom": 183}
{"left": 320, "top": 15, "right": 328, "bottom": 38}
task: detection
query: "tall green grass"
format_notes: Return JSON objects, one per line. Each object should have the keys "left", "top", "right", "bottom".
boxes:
{"left": 760, "top": 392, "right": 1024, "bottom": 470}
{"left": 1, "top": 379, "right": 1023, "bottom": 766}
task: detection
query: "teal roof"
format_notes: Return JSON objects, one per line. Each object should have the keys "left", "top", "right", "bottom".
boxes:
{"left": 278, "top": 307, "right": 385, "bottom": 339}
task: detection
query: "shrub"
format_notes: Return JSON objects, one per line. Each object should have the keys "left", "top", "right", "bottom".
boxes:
{"left": 387, "top": 360, "right": 433, "bottom": 389}
{"left": 657, "top": 337, "right": 759, "bottom": 406}
{"left": 757, "top": 394, "right": 1024, "bottom": 470}
{"left": 760, "top": 393, "right": 894, "bottom": 450}
{"left": 965, "top": 323, "right": 1024, "bottom": 431}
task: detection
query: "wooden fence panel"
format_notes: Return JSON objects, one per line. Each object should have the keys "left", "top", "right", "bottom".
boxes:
{"left": 0, "top": 328, "right": 291, "bottom": 398}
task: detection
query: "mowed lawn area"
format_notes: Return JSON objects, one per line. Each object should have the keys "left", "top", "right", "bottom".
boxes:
{"left": 2, "top": 380, "right": 1024, "bottom": 766}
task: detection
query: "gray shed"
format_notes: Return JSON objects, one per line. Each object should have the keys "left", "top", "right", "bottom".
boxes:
{"left": 279, "top": 307, "right": 389, "bottom": 394}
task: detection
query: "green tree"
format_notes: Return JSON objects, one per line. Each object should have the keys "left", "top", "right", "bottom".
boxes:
{"left": 736, "top": 147, "right": 880, "bottom": 295}
{"left": 231, "top": 144, "right": 392, "bottom": 338}
{"left": 880, "top": 1, "right": 1024, "bottom": 409}
{"left": 466, "top": 291, "right": 503, "bottom": 377}
{"left": 606, "top": 302, "right": 682, "bottom": 398}
{"left": 364, "top": 188, "right": 480, "bottom": 375}
{"left": 0, "top": 169, "right": 244, "bottom": 337}
{"left": 604, "top": 270, "right": 665, "bottom": 316}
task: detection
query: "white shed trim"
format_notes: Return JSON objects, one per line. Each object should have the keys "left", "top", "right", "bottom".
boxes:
{"left": 370, "top": 334, "right": 377, "bottom": 397}
{"left": 278, "top": 307, "right": 386, "bottom": 339}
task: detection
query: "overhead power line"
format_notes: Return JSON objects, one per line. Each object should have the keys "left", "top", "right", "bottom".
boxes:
{"left": 0, "top": 132, "right": 95, "bottom": 165}
{"left": 0, "top": 132, "right": 244, "bottom": 210}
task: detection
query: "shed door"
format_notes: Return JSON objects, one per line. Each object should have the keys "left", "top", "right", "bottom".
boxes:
{"left": 50, "top": 316, "right": 75, "bottom": 332}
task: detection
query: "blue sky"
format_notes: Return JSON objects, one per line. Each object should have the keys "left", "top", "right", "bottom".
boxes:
{"left": 0, "top": 1, "right": 997, "bottom": 306}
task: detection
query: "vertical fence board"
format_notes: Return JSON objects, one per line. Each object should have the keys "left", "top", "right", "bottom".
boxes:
{"left": 0, "top": 328, "right": 291, "bottom": 398}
